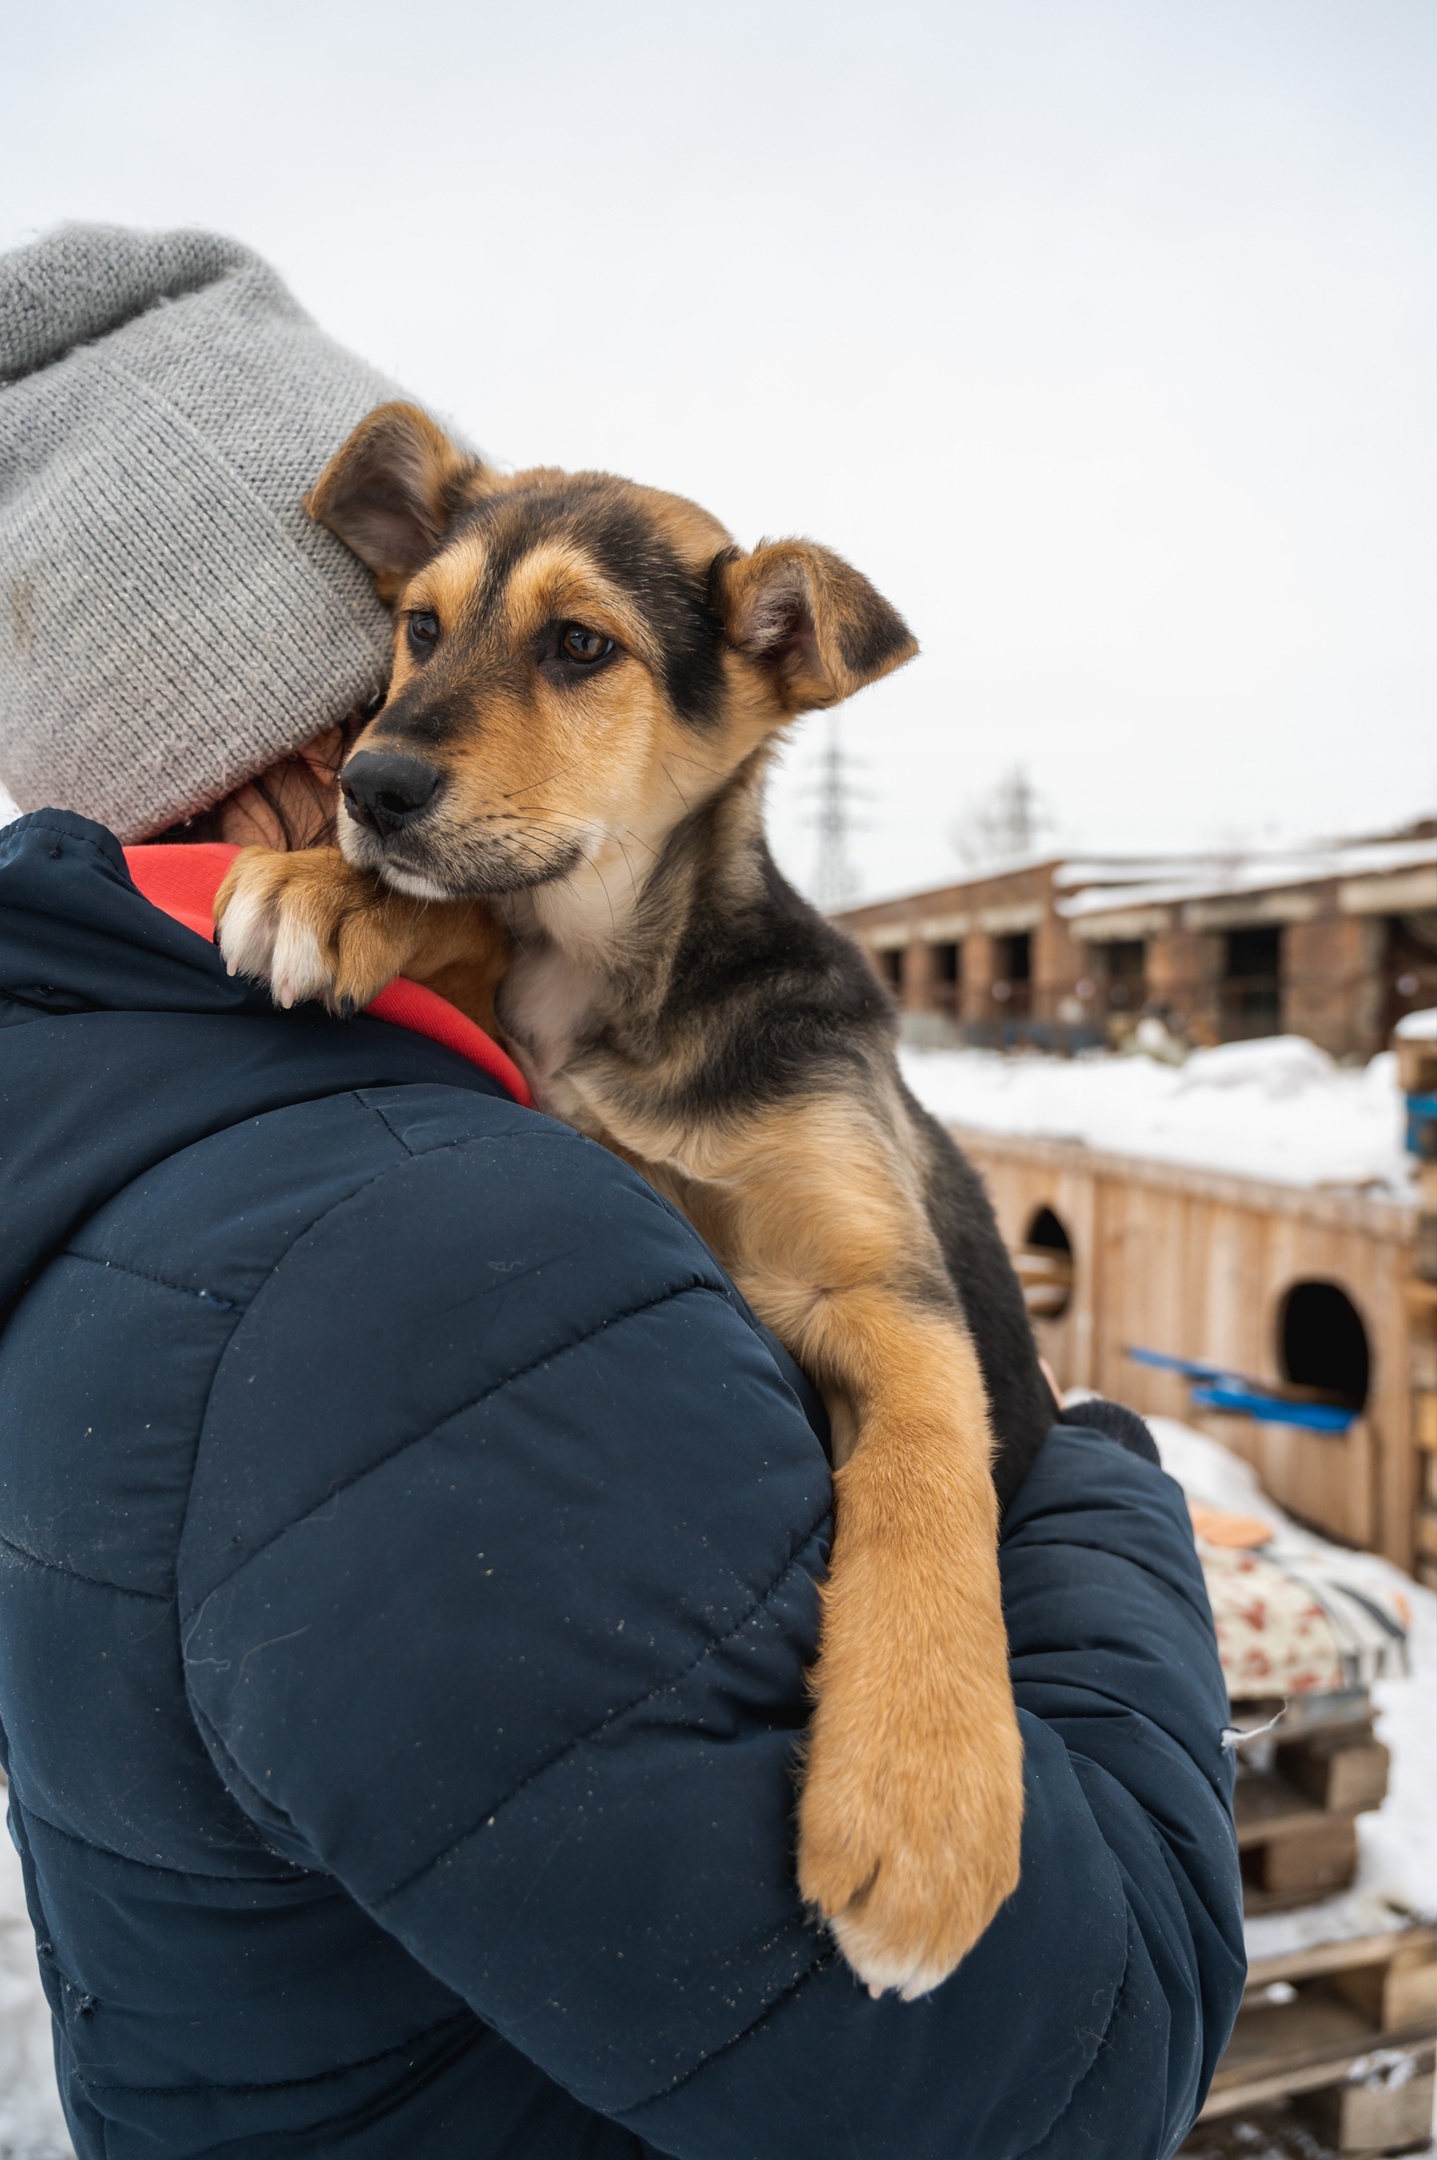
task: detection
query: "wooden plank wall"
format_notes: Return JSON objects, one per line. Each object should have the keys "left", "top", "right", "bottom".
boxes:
{"left": 952, "top": 1127, "right": 1418, "bottom": 1568}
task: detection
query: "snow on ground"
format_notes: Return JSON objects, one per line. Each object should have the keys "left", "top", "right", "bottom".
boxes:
{"left": 900, "top": 1035, "right": 1415, "bottom": 1195}
{"left": 0, "top": 1826, "right": 71, "bottom": 2160}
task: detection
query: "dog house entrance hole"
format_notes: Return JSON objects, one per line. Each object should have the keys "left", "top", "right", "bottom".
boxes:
{"left": 1278, "top": 1281, "right": 1369, "bottom": 1412}
{"left": 1017, "top": 1205, "right": 1074, "bottom": 1321}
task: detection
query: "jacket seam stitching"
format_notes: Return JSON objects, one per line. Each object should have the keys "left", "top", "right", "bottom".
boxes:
{"left": 187, "top": 1696, "right": 322, "bottom": 1872}
{"left": 1012, "top": 1689, "right": 1235, "bottom": 1810}
{"left": 75, "top": 2011, "right": 472, "bottom": 2098}
{"left": 171, "top": 1119, "right": 450, "bottom": 1570}
{"left": 359, "top": 1097, "right": 513, "bottom": 1164}
{"left": 365, "top": 1093, "right": 431, "bottom": 1155}
{"left": 1006, "top": 1538, "right": 1215, "bottom": 1619}
{"left": 1011, "top": 1921, "right": 1133, "bottom": 2159}
{"left": 372, "top": 1511, "right": 830, "bottom": 1911}
{"left": 60, "top": 1247, "right": 246, "bottom": 1310}
{"left": 12, "top": 813, "right": 120, "bottom": 858}
{"left": 181, "top": 1274, "right": 735, "bottom": 1620}
{"left": 620, "top": 1949, "right": 836, "bottom": 2116}
{"left": 66, "top": 1116, "right": 573, "bottom": 1352}
{"left": 7, "top": 1791, "right": 307, "bottom": 1885}
{"left": 174, "top": 1111, "right": 728, "bottom": 1596}
{"left": 0, "top": 1525, "right": 169, "bottom": 1602}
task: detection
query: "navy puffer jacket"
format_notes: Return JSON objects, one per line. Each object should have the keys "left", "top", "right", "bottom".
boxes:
{"left": 0, "top": 812, "right": 1243, "bottom": 2160}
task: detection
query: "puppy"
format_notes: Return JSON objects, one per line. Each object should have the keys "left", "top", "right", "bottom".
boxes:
{"left": 217, "top": 404, "right": 1054, "bottom": 1999}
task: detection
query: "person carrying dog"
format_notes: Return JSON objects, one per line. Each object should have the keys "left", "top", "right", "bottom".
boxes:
{"left": 0, "top": 223, "right": 1244, "bottom": 2160}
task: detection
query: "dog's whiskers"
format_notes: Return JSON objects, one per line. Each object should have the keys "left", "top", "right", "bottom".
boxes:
{"left": 660, "top": 761, "right": 694, "bottom": 815}
{"left": 498, "top": 760, "right": 579, "bottom": 802}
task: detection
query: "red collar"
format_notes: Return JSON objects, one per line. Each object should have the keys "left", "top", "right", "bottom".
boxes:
{"left": 124, "top": 843, "right": 533, "bottom": 1108}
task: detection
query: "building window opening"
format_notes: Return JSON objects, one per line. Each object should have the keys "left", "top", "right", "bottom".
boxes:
{"left": 1221, "top": 925, "right": 1282, "bottom": 1039}
{"left": 1383, "top": 911, "right": 1437, "bottom": 1036}
{"left": 1278, "top": 1281, "right": 1370, "bottom": 1412}
{"left": 878, "top": 946, "right": 904, "bottom": 994}
{"left": 1097, "top": 938, "right": 1146, "bottom": 1012}
{"left": 929, "top": 940, "right": 961, "bottom": 1014}
{"left": 1017, "top": 1205, "right": 1073, "bottom": 1320}
{"left": 991, "top": 931, "right": 1032, "bottom": 1018}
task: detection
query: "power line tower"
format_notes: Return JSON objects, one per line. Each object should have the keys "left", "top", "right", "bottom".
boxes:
{"left": 807, "top": 710, "right": 865, "bottom": 912}
{"left": 950, "top": 762, "right": 1052, "bottom": 869}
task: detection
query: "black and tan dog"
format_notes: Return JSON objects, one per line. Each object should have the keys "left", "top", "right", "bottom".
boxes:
{"left": 216, "top": 404, "right": 1054, "bottom": 2000}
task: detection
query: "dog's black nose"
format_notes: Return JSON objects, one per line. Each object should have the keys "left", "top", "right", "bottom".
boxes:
{"left": 340, "top": 752, "right": 442, "bottom": 836}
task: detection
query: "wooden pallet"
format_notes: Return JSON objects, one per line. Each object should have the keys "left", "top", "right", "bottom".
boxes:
{"left": 1234, "top": 1717, "right": 1390, "bottom": 1914}
{"left": 1184, "top": 2091, "right": 1435, "bottom": 2158}
{"left": 1193, "top": 1925, "right": 1437, "bottom": 2153}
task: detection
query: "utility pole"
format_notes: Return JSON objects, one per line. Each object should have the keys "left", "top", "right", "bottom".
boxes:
{"left": 808, "top": 710, "right": 864, "bottom": 912}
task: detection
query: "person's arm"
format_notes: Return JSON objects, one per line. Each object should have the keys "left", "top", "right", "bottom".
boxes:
{"left": 180, "top": 1093, "right": 1243, "bottom": 2160}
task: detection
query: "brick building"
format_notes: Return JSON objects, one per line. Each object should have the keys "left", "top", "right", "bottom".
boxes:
{"left": 832, "top": 827, "right": 1437, "bottom": 1060}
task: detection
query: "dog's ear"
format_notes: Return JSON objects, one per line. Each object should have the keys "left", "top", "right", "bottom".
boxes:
{"left": 305, "top": 402, "right": 488, "bottom": 603}
{"left": 713, "top": 540, "right": 918, "bottom": 712}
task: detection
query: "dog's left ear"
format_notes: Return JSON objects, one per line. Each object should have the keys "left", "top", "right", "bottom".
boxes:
{"left": 304, "top": 402, "right": 489, "bottom": 603}
{"left": 713, "top": 540, "right": 918, "bottom": 712}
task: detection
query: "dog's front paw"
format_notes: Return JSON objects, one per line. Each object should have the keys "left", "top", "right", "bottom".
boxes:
{"left": 215, "top": 847, "right": 406, "bottom": 1013}
{"left": 796, "top": 1465, "right": 1024, "bottom": 1999}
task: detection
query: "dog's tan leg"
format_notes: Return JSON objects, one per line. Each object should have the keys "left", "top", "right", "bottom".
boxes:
{"left": 214, "top": 847, "right": 510, "bottom": 1034}
{"left": 646, "top": 1096, "right": 1024, "bottom": 2000}
{"left": 792, "top": 1297, "right": 1021, "bottom": 1999}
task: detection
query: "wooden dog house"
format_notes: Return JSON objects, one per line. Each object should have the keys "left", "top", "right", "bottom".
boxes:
{"left": 955, "top": 1127, "right": 1424, "bottom": 1572}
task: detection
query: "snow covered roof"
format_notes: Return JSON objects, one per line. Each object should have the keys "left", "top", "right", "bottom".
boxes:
{"left": 1059, "top": 837, "right": 1436, "bottom": 924}
{"left": 836, "top": 830, "right": 1436, "bottom": 928}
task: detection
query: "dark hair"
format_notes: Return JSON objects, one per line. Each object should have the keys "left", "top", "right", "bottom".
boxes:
{"left": 153, "top": 707, "right": 372, "bottom": 850}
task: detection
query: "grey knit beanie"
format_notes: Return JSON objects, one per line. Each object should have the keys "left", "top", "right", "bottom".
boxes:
{"left": 0, "top": 223, "right": 408, "bottom": 841}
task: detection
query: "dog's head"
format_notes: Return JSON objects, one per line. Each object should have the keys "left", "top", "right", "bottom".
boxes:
{"left": 309, "top": 402, "right": 917, "bottom": 906}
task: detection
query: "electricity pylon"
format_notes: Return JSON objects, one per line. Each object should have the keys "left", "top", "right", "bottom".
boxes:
{"left": 807, "top": 710, "right": 866, "bottom": 912}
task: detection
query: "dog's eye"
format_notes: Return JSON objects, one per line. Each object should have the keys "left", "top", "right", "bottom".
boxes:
{"left": 408, "top": 611, "right": 440, "bottom": 651}
{"left": 560, "top": 625, "right": 614, "bottom": 665}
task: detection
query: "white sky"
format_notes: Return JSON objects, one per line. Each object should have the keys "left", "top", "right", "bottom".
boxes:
{"left": 2, "top": 0, "right": 1432, "bottom": 900}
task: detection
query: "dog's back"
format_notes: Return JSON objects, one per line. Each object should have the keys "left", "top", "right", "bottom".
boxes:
{"left": 903, "top": 1089, "right": 1054, "bottom": 1501}
{"left": 631, "top": 797, "right": 1053, "bottom": 1497}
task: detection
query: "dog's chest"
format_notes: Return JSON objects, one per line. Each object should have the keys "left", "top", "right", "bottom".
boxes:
{"left": 499, "top": 948, "right": 696, "bottom": 1186}
{"left": 499, "top": 946, "right": 591, "bottom": 1086}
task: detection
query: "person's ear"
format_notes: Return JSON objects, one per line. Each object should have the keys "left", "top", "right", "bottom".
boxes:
{"left": 304, "top": 402, "right": 489, "bottom": 603}
{"left": 713, "top": 539, "right": 918, "bottom": 712}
